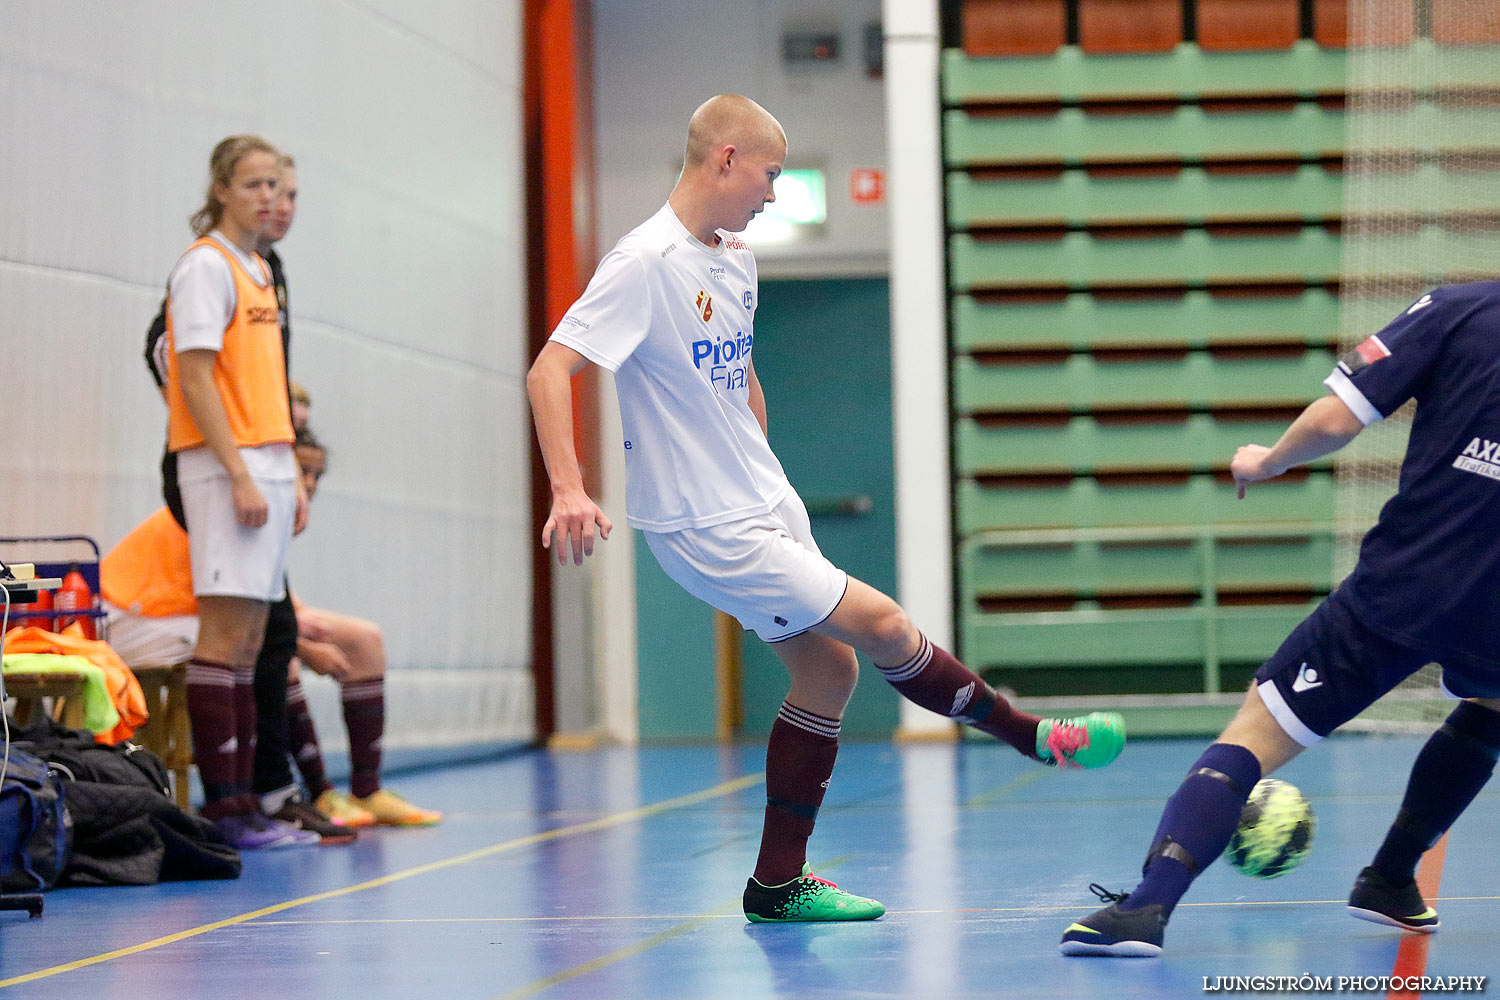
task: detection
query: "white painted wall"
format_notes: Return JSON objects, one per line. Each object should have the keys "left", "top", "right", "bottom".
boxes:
{"left": 0, "top": 1, "right": 534, "bottom": 750}
{"left": 884, "top": 0, "right": 954, "bottom": 737}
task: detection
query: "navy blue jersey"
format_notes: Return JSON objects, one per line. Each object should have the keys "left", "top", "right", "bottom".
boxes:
{"left": 1326, "top": 281, "right": 1500, "bottom": 669}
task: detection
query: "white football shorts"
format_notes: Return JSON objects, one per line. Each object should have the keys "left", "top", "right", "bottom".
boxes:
{"left": 642, "top": 490, "right": 848, "bottom": 643}
{"left": 103, "top": 600, "right": 198, "bottom": 668}
{"left": 178, "top": 446, "right": 295, "bottom": 602}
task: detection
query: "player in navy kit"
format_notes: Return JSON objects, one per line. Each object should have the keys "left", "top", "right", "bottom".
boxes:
{"left": 1060, "top": 283, "right": 1500, "bottom": 957}
{"left": 528, "top": 94, "right": 1125, "bottom": 923}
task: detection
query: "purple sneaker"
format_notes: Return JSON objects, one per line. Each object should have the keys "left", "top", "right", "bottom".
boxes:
{"left": 217, "top": 812, "right": 319, "bottom": 850}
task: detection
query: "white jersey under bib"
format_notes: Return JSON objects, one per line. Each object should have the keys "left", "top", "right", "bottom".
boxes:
{"left": 550, "top": 204, "right": 789, "bottom": 531}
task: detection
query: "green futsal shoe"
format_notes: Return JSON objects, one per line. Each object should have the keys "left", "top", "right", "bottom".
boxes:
{"left": 743, "top": 863, "right": 886, "bottom": 923}
{"left": 1036, "top": 712, "right": 1126, "bottom": 769}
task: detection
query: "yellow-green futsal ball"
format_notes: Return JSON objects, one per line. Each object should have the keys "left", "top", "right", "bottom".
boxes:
{"left": 1226, "top": 778, "right": 1315, "bottom": 879}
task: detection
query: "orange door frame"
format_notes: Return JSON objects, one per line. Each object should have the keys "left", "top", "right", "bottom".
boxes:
{"left": 524, "top": 0, "right": 598, "bottom": 741}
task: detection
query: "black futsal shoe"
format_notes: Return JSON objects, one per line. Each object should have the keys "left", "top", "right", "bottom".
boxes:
{"left": 1059, "top": 884, "right": 1166, "bottom": 957}
{"left": 1347, "top": 867, "right": 1439, "bottom": 933}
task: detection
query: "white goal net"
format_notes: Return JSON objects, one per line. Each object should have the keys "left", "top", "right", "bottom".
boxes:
{"left": 1338, "top": 1, "right": 1500, "bottom": 730}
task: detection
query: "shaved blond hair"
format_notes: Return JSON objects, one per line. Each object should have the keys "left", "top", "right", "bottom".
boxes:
{"left": 684, "top": 94, "right": 786, "bottom": 168}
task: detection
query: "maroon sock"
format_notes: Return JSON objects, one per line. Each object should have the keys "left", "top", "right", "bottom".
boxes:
{"left": 185, "top": 657, "right": 241, "bottom": 816}
{"left": 285, "top": 679, "right": 330, "bottom": 798}
{"left": 753, "top": 702, "right": 840, "bottom": 886}
{"left": 874, "top": 634, "right": 1041, "bottom": 758}
{"left": 341, "top": 678, "right": 385, "bottom": 799}
{"left": 232, "top": 663, "right": 258, "bottom": 798}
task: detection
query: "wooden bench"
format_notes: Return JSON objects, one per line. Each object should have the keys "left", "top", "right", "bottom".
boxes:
{"left": 5, "top": 670, "right": 90, "bottom": 730}
{"left": 128, "top": 664, "right": 192, "bottom": 811}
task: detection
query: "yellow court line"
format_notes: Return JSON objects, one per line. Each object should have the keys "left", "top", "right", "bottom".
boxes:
{"left": 962, "top": 768, "right": 1047, "bottom": 808}
{"left": 250, "top": 914, "right": 751, "bottom": 926}
{"left": 491, "top": 854, "right": 853, "bottom": 1000}
{"left": 244, "top": 892, "right": 1500, "bottom": 929}
{"left": 0, "top": 772, "right": 765, "bottom": 992}
{"left": 862, "top": 895, "right": 1500, "bottom": 916}
{"left": 493, "top": 899, "right": 745, "bottom": 1000}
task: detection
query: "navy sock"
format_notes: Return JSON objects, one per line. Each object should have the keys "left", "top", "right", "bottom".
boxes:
{"left": 1119, "top": 743, "right": 1262, "bottom": 915}
{"left": 1371, "top": 701, "right": 1500, "bottom": 885}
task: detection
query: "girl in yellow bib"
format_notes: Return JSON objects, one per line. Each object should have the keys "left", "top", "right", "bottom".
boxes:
{"left": 162, "top": 135, "right": 311, "bottom": 850}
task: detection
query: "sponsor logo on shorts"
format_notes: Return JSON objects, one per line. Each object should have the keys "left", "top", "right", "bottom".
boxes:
{"left": 1454, "top": 437, "right": 1500, "bottom": 482}
{"left": 774, "top": 615, "right": 788, "bottom": 627}
{"left": 1292, "top": 662, "right": 1323, "bottom": 693}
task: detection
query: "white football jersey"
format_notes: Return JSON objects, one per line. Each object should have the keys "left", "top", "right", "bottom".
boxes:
{"left": 551, "top": 204, "right": 789, "bottom": 531}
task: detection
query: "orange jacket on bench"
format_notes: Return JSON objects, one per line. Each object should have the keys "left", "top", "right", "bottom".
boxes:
{"left": 5, "top": 625, "right": 148, "bottom": 743}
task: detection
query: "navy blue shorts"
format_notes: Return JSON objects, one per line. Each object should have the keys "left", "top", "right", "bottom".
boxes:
{"left": 1254, "top": 585, "right": 1434, "bottom": 746}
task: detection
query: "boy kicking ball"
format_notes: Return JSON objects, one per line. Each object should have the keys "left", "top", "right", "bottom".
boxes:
{"left": 529, "top": 94, "right": 1125, "bottom": 923}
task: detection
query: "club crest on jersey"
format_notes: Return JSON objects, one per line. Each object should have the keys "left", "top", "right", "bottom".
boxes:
{"left": 1337, "top": 334, "right": 1391, "bottom": 376}
{"left": 742, "top": 285, "right": 753, "bottom": 309}
{"left": 695, "top": 289, "right": 714, "bottom": 323}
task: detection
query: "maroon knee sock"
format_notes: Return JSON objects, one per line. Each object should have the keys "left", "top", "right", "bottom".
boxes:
{"left": 185, "top": 658, "right": 243, "bottom": 818}
{"left": 874, "top": 634, "right": 1041, "bottom": 758}
{"left": 285, "top": 679, "right": 330, "bottom": 798}
{"left": 341, "top": 678, "right": 385, "bottom": 799}
{"left": 753, "top": 702, "right": 840, "bottom": 886}
{"left": 233, "top": 663, "right": 258, "bottom": 798}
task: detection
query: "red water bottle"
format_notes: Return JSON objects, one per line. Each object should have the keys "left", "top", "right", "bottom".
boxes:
{"left": 54, "top": 566, "right": 96, "bottom": 639}
{"left": 8, "top": 587, "right": 52, "bottom": 633}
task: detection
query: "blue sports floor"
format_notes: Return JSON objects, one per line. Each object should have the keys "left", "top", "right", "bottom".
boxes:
{"left": 2, "top": 734, "right": 1496, "bottom": 999}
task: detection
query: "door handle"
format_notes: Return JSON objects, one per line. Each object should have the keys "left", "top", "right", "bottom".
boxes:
{"left": 803, "top": 495, "right": 873, "bottom": 517}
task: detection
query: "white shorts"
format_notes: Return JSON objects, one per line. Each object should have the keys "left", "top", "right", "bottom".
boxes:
{"left": 103, "top": 600, "right": 198, "bottom": 668}
{"left": 178, "top": 445, "right": 296, "bottom": 601}
{"left": 643, "top": 491, "right": 848, "bottom": 643}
